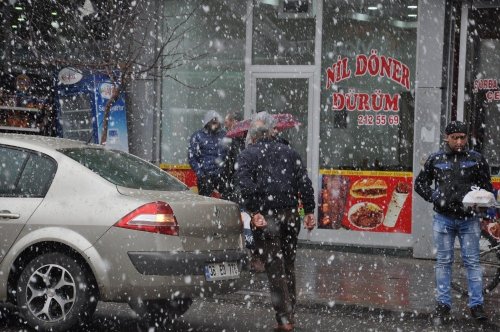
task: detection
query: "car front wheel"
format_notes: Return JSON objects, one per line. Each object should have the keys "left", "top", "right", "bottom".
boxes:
{"left": 16, "top": 252, "right": 97, "bottom": 332}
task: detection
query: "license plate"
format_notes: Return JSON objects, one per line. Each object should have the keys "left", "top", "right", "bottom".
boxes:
{"left": 204, "top": 262, "right": 240, "bottom": 281}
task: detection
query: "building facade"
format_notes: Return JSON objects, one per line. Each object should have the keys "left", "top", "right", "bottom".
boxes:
{"left": 2, "top": 0, "right": 499, "bottom": 257}
{"left": 133, "top": 0, "right": 499, "bottom": 258}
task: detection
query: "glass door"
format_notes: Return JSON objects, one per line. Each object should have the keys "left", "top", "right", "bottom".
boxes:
{"left": 250, "top": 73, "right": 313, "bottom": 167}
{"left": 459, "top": 2, "right": 500, "bottom": 174}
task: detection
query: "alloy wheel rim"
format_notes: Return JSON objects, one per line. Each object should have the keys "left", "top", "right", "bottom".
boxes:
{"left": 25, "top": 263, "right": 76, "bottom": 322}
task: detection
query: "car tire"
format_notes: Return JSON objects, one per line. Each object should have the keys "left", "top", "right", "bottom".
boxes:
{"left": 129, "top": 298, "right": 192, "bottom": 327}
{"left": 16, "top": 252, "right": 98, "bottom": 332}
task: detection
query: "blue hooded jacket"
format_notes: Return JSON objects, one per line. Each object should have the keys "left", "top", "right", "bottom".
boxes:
{"left": 188, "top": 111, "right": 227, "bottom": 178}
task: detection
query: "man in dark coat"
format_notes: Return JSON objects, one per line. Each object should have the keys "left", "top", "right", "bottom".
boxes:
{"left": 188, "top": 110, "right": 227, "bottom": 196}
{"left": 415, "top": 121, "right": 493, "bottom": 326}
{"left": 236, "top": 120, "right": 316, "bottom": 332}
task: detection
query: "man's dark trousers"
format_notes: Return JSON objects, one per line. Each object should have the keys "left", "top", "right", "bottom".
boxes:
{"left": 252, "top": 210, "right": 300, "bottom": 325}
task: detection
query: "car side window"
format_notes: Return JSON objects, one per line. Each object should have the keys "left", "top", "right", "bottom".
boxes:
{"left": 0, "top": 146, "right": 57, "bottom": 198}
{"left": 0, "top": 146, "right": 29, "bottom": 196}
{"left": 17, "top": 152, "right": 57, "bottom": 197}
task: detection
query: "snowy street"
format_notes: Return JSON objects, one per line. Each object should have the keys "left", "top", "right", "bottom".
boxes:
{"left": 1, "top": 247, "right": 499, "bottom": 331}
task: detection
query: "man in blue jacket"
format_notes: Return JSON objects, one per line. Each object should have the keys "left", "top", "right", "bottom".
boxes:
{"left": 415, "top": 121, "right": 493, "bottom": 326}
{"left": 188, "top": 110, "right": 227, "bottom": 196}
{"left": 236, "top": 120, "right": 316, "bottom": 332}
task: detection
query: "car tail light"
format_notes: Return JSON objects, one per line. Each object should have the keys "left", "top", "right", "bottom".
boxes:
{"left": 115, "top": 202, "right": 179, "bottom": 236}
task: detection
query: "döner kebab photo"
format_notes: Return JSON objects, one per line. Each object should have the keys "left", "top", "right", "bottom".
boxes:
{"left": 350, "top": 178, "right": 388, "bottom": 198}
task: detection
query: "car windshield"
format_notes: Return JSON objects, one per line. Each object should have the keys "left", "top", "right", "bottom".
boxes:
{"left": 58, "top": 147, "right": 188, "bottom": 191}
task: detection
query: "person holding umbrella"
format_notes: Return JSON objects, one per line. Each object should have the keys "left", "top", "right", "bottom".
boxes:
{"left": 226, "top": 111, "right": 301, "bottom": 146}
{"left": 224, "top": 111, "right": 243, "bottom": 132}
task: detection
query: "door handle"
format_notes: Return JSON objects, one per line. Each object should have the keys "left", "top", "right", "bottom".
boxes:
{"left": 0, "top": 210, "right": 20, "bottom": 219}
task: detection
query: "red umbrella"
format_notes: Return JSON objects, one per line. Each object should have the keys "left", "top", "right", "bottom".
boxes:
{"left": 226, "top": 113, "right": 301, "bottom": 138}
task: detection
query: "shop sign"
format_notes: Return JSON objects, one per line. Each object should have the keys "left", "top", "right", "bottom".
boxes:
{"left": 58, "top": 67, "right": 83, "bottom": 85}
{"left": 318, "top": 171, "right": 413, "bottom": 234}
{"left": 325, "top": 50, "right": 411, "bottom": 126}
{"left": 473, "top": 78, "right": 500, "bottom": 102}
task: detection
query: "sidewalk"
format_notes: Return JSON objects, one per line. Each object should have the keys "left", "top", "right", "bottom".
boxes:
{"left": 219, "top": 244, "right": 500, "bottom": 326}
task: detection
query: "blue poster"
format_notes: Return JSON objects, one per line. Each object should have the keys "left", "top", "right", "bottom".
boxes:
{"left": 94, "top": 80, "right": 129, "bottom": 152}
{"left": 56, "top": 68, "right": 129, "bottom": 152}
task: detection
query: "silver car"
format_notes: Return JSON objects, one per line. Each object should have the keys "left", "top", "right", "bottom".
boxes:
{"left": 0, "top": 134, "right": 246, "bottom": 331}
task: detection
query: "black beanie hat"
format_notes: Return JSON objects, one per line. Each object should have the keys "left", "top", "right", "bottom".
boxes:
{"left": 445, "top": 121, "right": 468, "bottom": 135}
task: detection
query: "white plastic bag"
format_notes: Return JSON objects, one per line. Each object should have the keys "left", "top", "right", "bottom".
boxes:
{"left": 462, "top": 186, "right": 496, "bottom": 208}
{"left": 241, "top": 212, "right": 254, "bottom": 249}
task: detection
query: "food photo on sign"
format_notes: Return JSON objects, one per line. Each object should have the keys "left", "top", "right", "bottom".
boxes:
{"left": 347, "top": 178, "right": 387, "bottom": 230}
{"left": 319, "top": 175, "right": 350, "bottom": 229}
{"left": 318, "top": 173, "right": 412, "bottom": 233}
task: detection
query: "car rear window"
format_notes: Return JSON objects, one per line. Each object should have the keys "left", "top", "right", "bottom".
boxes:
{"left": 58, "top": 148, "right": 188, "bottom": 191}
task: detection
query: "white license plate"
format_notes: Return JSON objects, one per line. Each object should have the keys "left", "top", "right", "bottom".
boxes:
{"left": 204, "top": 262, "right": 240, "bottom": 281}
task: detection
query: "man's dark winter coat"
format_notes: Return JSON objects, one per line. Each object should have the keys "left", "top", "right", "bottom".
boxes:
{"left": 236, "top": 138, "right": 315, "bottom": 214}
{"left": 415, "top": 145, "right": 493, "bottom": 219}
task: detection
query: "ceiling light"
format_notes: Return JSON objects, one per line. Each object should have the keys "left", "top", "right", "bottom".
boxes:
{"left": 351, "top": 13, "right": 373, "bottom": 22}
{"left": 408, "top": 5, "right": 418, "bottom": 9}
{"left": 14, "top": 6, "right": 23, "bottom": 10}
{"left": 12, "top": 25, "right": 18, "bottom": 28}
{"left": 51, "top": 12, "right": 58, "bottom": 16}
{"left": 408, "top": 14, "right": 417, "bottom": 17}
{"left": 17, "top": 16, "right": 25, "bottom": 22}
{"left": 368, "top": 6, "right": 378, "bottom": 10}
{"left": 260, "top": 0, "right": 279, "bottom": 6}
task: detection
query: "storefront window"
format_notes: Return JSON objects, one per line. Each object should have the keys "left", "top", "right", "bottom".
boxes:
{"left": 320, "top": 1, "right": 417, "bottom": 171}
{"left": 161, "top": 0, "right": 246, "bottom": 164}
{"left": 462, "top": 7, "right": 500, "bottom": 175}
{"left": 252, "top": 0, "right": 315, "bottom": 65}
{"left": 318, "top": 1, "right": 417, "bottom": 234}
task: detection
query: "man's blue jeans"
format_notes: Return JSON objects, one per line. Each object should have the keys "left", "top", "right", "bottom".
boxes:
{"left": 433, "top": 213, "right": 483, "bottom": 308}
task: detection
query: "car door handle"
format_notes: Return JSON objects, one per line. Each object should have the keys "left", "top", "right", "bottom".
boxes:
{"left": 0, "top": 210, "right": 20, "bottom": 219}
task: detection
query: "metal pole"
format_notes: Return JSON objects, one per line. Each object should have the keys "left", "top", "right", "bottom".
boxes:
{"left": 456, "top": 2, "right": 469, "bottom": 122}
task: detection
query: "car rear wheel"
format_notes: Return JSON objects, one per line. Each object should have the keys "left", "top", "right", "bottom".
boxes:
{"left": 130, "top": 298, "right": 192, "bottom": 327}
{"left": 16, "top": 252, "right": 98, "bottom": 332}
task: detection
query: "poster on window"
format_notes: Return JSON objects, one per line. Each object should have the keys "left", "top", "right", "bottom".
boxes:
{"left": 325, "top": 50, "right": 411, "bottom": 127}
{"left": 318, "top": 170, "right": 412, "bottom": 233}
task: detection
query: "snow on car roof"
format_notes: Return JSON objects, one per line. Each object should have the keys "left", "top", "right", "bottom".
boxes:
{"left": 0, "top": 133, "right": 102, "bottom": 152}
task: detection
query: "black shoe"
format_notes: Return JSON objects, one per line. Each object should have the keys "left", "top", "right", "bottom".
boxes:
{"left": 470, "top": 305, "right": 488, "bottom": 321}
{"left": 431, "top": 302, "right": 451, "bottom": 326}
